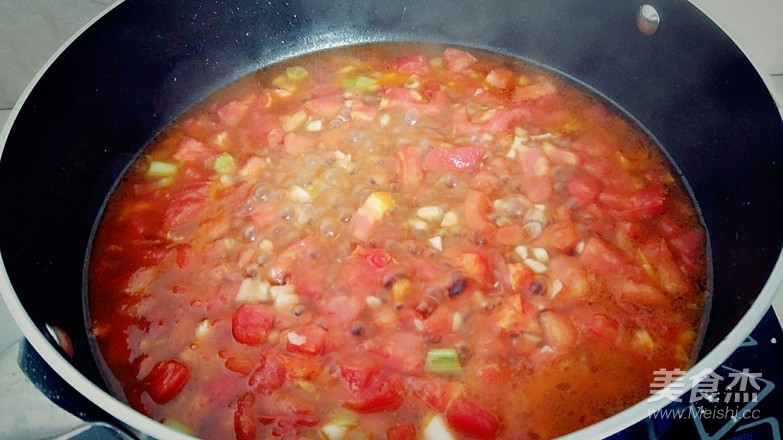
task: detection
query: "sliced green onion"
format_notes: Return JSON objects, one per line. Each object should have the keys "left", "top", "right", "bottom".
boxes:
{"left": 425, "top": 348, "right": 462, "bottom": 375}
{"left": 341, "top": 75, "right": 379, "bottom": 92}
{"left": 147, "top": 161, "right": 178, "bottom": 177}
{"left": 354, "top": 75, "right": 379, "bottom": 91}
{"left": 286, "top": 66, "right": 309, "bottom": 81}
{"left": 214, "top": 152, "right": 236, "bottom": 174}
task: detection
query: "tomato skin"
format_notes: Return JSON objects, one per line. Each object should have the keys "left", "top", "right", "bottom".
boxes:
{"left": 217, "top": 98, "right": 251, "bottom": 127}
{"left": 173, "top": 136, "right": 216, "bottom": 163}
{"left": 343, "top": 376, "right": 405, "bottom": 413}
{"left": 143, "top": 359, "right": 190, "bottom": 404}
{"left": 234, "top": 392, "right": 257, "bottom": 440}
{"left": 465, "top": 190, "right": 498, "bottom": 235}
{"left": 535, "top": 220, "right": 581, "bottom": 252}
{"left": 387, "top": 423, "right": 417, "bottom": 440}
{"left": 395, "top": 146, "right": 424, "bottom": 187}
{"left": 162, "top": 182, "right": 209, "bottom": 232}
{"left": 579, "top": 237, "right": 630, "bottom": 277}
{"left": 339, "top": 356, "right": 381, "bottom": 390}
{"left": 391, "top": 54, "right": 431, "bottom": 75}
{"left": 603, "top": 184, "right": 668, "bottom": 220}
{"left": 443, "top": 47, "right": 477, "bottom": 72}
{"left": 457, "top": 250, "right": 493, "bottom": 286}
{"left": 232, "top": 304, "right": 276, "bottom": 346}
{"left": 407, "top": 376, "right": 453, "bottom": 412}
{"left": 446, "top": 396, "right": 499, "bottom": 439}
{"left": 304, "top": 95, "right": 344, "bottom": 119}
{"left": 566, "top": 172, "right": 602, "bottom": 205}
{"left": 248, "top": 355, "right": 286, "bottom": 394}
{"left": 422, "top": 146, "right": 486, "bottom": 172}
{"left": 519, "top": 146, "right": 553, "bottom": 203}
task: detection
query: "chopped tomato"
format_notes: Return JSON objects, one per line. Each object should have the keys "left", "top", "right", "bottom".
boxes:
{"left": 519, "top": 146, "right": 553, "bottom": 203}
{"left": 339, "top": 356, "right": 381, "bottom": 390}
{"left": 535, "top": 220, "right": 581, "bottom": 252}
{"left": 615, "top": 185, "right": 668, "bottom": 220}
{"left": 322, "top": 295, "right": 365, "bottom": 325}
{"left": 566, "top": 172, "right": 602, "bottom": 205}
{"left": 162, "top": 182, "right": 209, "bottom": 232}
{"left": 338, "top": 251, "right": 390, "bottom": 296}
{"left": 344, "top": 376, "right": 405, "bottom": 413}
{"left": 225, "top": 356, "right": 256, "bottom": 376}
{"left": 280, "top": 354, "right": 322, "bottom": 380}
{"left": 539, "top": 311, "right": 579, "bottom": 351}
{"left": 407, "top": 376, "right": 453, "bottom": 411}
{"left": 283, "top": 132, "right": 316, "bottom": 155}
{"left": 446, "top": 396, "right": 499, "bottom": 439}
{"left": 143, "top": 359, "right": 190, "bottom": 404}
{"left": 173, "top": 137, "right": 216, "bottom": 163}
{"left": 391, "top": 54, "right": 430, "bottom": 75}
{"left": 422, "top": 146, "right": 486, "bottom": 172}
{"left": 286, "top": 324, "right": 328, "bottom": 355}
{"left": 455, "top": 250, "right": 493, "bottom": 286}
{"left": 217, "top": 98, "right": 252, "bottom": 127}
{"left": 572, "top": 310, "right": 619, "bottom": 343}
{"left": 355, "top": 246, "right": 393, "bottom": 268}
{"left": 608, "top": 276, "right": 667, "bottom": 309}
{"left": 511, "top": 80, "right": 557, "bottom": 101}
{"left": 442, "top": 48, "right": 477, "bottom": 73}
{"left": 290, "top": 250, "right": 329, "bottom": 299}
{"left": 232, "top": 304, "right": 276, "bottom": 346}
{"left": 669, "top": 227, "right": 706, "bottom": 271}
{"left": 395, "top": 146, "right": 424, "bottom": 187}
{"left": 464, "top": 190, "right": 498, "bottom": 235}
{"left": 303, "top": 95, "right": 344, "bottom": 119}
{"left": 642, "top": 239, "right": 691, "bottom": 294}
{"left": 248, "top": 355, "right": 286, "bottom": 394}
{"left": 387, "top": 423, "right": 417, "bottom": 440}
{"left": 485, "top": 68, "right": 515, "bottom": 89}
{"left": 234, "top": 392, "right": 257, "bottom": 440}
{"left": 579, "top": 237, "right": 631, "bottom": 277}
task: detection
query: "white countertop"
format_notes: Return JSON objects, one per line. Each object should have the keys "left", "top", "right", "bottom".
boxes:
{"left": 1, "top": 0, "right": 783, "bottom": 354}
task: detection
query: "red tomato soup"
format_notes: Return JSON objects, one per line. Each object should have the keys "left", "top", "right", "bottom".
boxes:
{"left": 87, "top": 45, "right": 708, "bottom": 440}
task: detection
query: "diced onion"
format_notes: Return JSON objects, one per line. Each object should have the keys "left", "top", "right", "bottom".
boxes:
{"left": 287, "top": 185, "right": 312, "bottom": 203}
{"left": 236, "top": 278, "right": 272, "bottom": 303}
{"left": 531, "top": 247, "right": 549, "bottom": 263}
{"left": 365, "top": 296, "right": 382, "bottom": 308}
{"left": 287, "top": 331, "right": 307, "bottom": 346}
{"left": 524, "top": 258, "right": 548, "bottom": 273}
{"left": 440, "top": 211, "right": 458, "bottom": 227}
{"left": 428, "top": 236, "right": 443, "bottom": 251}
{"left": 147, "top": 161, "right": 178, "bottom": 177}
{"left": 514, "top": 245, "right": 529, "bottom": 260}
{"left": 271, "top": 284, "right": 299, "bottom": 309}
{"left": 452, "top": 312, "right": 463, "bottom": 332}
{"left": 195, "top": 319, "right": 212, "bottom": 340}
{"left": 423, "top": 414, "right": 456, "bottom": 440}
{"left": 550, "top": 279, "right": 563, "bottom": 298}
{"left": 417, "top": 206, "right": 443, "bottom": 222}
{"left": 306, "top": 119, "right": 323, "bottom": 132}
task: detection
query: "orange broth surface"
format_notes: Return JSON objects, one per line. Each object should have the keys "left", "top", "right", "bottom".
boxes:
{"left": 87, "top": 45, "right": 709, "bottom": 440}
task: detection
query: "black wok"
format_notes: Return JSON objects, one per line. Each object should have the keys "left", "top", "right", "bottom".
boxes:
{"left": 1, "top": 1, "right": 782, "bottom": 438}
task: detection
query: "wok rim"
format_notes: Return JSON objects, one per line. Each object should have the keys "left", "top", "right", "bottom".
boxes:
{"left": 1, "top": 0, "right": 782, "bottom": 439}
